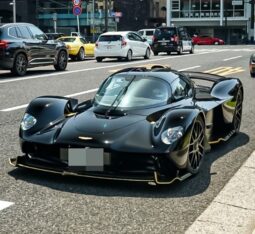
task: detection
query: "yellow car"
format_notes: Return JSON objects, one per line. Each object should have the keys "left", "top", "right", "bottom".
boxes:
{"left": 58, "top": 36, "right": 95, "bottom": 61}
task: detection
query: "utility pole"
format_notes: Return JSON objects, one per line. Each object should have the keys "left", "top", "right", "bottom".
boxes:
{"left": 251, "top": 1, "right": 254, "bottom": 43}
{"left": 105, "top": 0, "right": 108, "bottom": 32}
{"left": 166, "top": 0, "right": 171, "bottom": 26}
{"left": 10, "top": 0, "right": 16, "bottom": 23}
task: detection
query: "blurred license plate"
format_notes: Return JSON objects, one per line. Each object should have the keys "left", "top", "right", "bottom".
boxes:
{"left": 67, "top": 148, "right": 108, "bottom": 171}
{"left": 161, "top": 42, "right": 167, "bottom": 45}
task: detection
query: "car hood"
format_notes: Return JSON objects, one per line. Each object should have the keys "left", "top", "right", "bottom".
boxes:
{"left": 66, "top": 109, "right": 145, "bottom": 134}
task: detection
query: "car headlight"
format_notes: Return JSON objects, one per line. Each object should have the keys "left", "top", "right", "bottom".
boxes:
{"left": 21, "top": 113, "right": 37, "bottom": 131}
{"left": 161, "top": 126, "right": 183, "bottom": 145}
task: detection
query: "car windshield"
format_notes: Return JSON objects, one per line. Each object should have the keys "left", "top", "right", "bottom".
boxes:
{"left": 94, "top": 74, "right": 169, "bottom": 109}
{"left": 155, "top": 28, "right": 177, "bottom": 38}
{"left": 98, "top": 35, "right": 122, "bottom": 42}
{"left": 58, "top": 37, "right": 76, "bottom": 42}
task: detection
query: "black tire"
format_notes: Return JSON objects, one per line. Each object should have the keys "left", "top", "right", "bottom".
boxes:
{"left": 232, "top": 89, "right": 243, "bottom": 134}
{"left": 178, "top": 46, "right": 183, "bottom": 55}
{"left": 126, "top": 50, "right": 132, "bottom": 61}
{"left": 144, "top": 48, "right": 150, "bottom": 59}
{"left": 117, "top": 57, "right": 122, "bottom": 61}
{"left": 185, "top": 115, "right": 205, "bottom": 174}
{"left": 167, "top": 51, "right": 171, "bottom": 55}
{"left": 54, "top": 50, "right": 68, "bottom": 71}
{"left": 154, "top": 51, "right": 158, "bottom": 56}
{"left": 96, "top": 57, "right": 103, "bottom": 62}
{"left": 11, "top": 53, "right": 28, "bottom": 76}
{"left": 77, "top": 47, "right": 85, "bottom": 61}
{"left": 250, "top": 71, "right": 255, "bottom": 77}
{"left": 70, "top": 55, "right": 77, "bottom": 61}
{"left": 190, "top": 45, "right": 194, "bottom": 54}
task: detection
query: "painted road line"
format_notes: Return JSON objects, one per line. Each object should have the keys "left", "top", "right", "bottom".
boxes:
{"left": 0, "top": 88, "right": 99, "bottom": 112}
{"left": 179, "top": 66, "right": 201, "bottom": 71}
{"left": 186, "top": 151, "right": 255, "bottom": 234}
{"left": 0, "top": 51, "right": 212, "bottom": 85}
{"left": 204, "top": 66, "right": 245, "bottom": 76}
{"left": 0, "top": 200, "right": 14, "bottom": 211}
{"left": 0, "top": 65, "right": 202, "bottom": 112}
{"left": 223, "top": 56, "right": 242, "bottom": 61}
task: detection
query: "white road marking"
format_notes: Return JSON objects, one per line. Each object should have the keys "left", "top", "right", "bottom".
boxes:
{"left": 1, "top": 88, "right": 99, "bottom": 112}
{"left": 179, "top": 65, "right": 201, "bottom": 71}
{"left": 0, "top": 200, "right": 14, "bottom": 211}
{"left": 223, "top": 56, "right": 242, "bottom": 61}
{"left": 0, "top": 52, "right": 211, "bottom": 84}
{"left": 0, "top": 65, "right": 201, "bottom": 112}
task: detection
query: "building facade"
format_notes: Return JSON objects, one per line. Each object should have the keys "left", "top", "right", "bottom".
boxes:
{"left": 0, "top": 0, "right": 251, "bottom": 44}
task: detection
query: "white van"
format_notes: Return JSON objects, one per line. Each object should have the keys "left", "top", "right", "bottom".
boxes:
{"left": 138, "top": 29, "right": 155, "bottom": 45}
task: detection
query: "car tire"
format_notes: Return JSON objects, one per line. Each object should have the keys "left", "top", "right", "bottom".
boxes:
{"left": 11, "top": 53, "right": 28, "bottom": 76}
{"left": 126, "top": 50, "right": 132, "bottom": 61}
{"left": 177, "top": 46, "right": 183, "bottom": 55}
{"left": 190, "top": 45, "right": 194, "bottom": 54}
{"left": 54, "top": 50, "right": 68, "bottom": 71}
{"left": 185, "top": 115, "right": 205, "bottom": 174}
{"left": 144, "top": 48, "right": 150, "bottom": 59}
{"left": 154, "top": 51, "right": 158, "bottom": 56}
{"left": 250, "top": 71, "right": 255, "bottom": 77}
{"left": 167, "top": 51, "right": 171, "bottom": 55}
{"left": 77, "top": 47, "right": 85, "bottom": 61}
{"left": 232, "top": 88, "right": 243, "bottom": 134}
{"left": 96, "top": 57, "right": 103, "bottom": 62}
{"left": 70, "top": 55, "right": 77, "bottom": 61}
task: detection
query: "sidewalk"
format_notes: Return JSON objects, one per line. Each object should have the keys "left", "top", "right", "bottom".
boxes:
{"left": 186, "top": 151, "right": 255, "bottom": 234}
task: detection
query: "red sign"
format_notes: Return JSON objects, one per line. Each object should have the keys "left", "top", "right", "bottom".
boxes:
{"left": 73, "top": 5, "right": 82, "bottom": 16}
{"left": 73, "top": 0, "right": 82, "bottom": 6}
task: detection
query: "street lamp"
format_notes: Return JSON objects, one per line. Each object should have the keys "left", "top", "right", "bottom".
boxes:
{"left": 9, "top": 0, "right": 16, "bottom": 23}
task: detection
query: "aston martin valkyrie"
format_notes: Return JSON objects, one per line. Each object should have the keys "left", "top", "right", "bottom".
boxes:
{"left": 10, "top": 65, "right": 243, "bottom": 184}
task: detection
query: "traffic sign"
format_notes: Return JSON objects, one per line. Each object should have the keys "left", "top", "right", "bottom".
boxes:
{"left": 73, "top": 0, "right": 82, "bottom": 6}
{"left": 73, "top": 6, "right": 82, "bottom": 16}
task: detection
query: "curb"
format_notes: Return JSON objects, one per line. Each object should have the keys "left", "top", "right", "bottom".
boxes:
{"left": 186, "top": 151, "right": 255, "bottom": 234}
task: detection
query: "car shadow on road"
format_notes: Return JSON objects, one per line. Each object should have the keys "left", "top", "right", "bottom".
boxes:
{"left": 8, "top": 132, "right": 249, "bottom": 198}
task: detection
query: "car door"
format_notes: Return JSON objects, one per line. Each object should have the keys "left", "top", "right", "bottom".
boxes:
{"left": 28, "top": 25, "right": 56, "bottom": 63}
{"left": 127, "top": 33, "right": 138, "bottom": 56}
{"left": 16, "top": 25, "right": 39, "bottom": 65}
{"left": 132, "top": 32, "right": 148, "bottom": 56}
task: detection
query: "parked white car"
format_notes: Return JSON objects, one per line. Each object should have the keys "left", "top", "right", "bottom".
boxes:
{"left": 138, "top": 29, "right": 155, "bottom": 45}
{"left": 95, "top": 31, "right": 151, "bottom": 62}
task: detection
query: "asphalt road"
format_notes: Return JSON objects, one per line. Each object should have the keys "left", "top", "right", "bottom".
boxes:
{"left": 0, "top": 45, "right": 255, "bottom": 234}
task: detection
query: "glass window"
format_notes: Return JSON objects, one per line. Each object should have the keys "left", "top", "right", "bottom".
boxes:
{"left": 132, "top": 33, "right": 143, "bottom": 41}
{"left": 98, "top": 35, "right": 122, "bottom": 42}
{"left": 155, "top": 27, "right": 177, "bottom": 39}
{"left": 128, "top": 33, "right": 136, "bottom": 41}
{"left": 138, "top": 31, "right": 144, "bottom": 36}
{"left": 80, "top": 38, "right": 87, "bottom": 44}
{"left": 94, "top": 75, "right": 170, "bottom": 108}
{"left": 146, "top": 30, "right": 154, "bottom": 36}
{"left": 29, "top": 25, "right": 46, "bottom": 40}
{"left": 58, "top": 37, "right": 76, "bottom": 42}
{"left": 17, "top": 26, "right": 32, "bottom": 39}
{"left": 9, "top": 27, "right": 17, "bottom": 38}
{"left": 171, "top": 78, "right": 190, "bottom": 100}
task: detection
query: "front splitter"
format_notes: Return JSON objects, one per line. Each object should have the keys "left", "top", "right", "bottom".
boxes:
{"left": 9, "top": 156, "right": 192, "bottom": 185}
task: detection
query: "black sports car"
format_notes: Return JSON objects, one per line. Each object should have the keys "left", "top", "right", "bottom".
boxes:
{"left": 10, "top": 65, "right": 243, "bottom": 185}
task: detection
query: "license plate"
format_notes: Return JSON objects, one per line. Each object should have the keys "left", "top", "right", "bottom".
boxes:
{"left": 65, "top": 148, "right": 109, "bottom": 171}
{"left": 161, "top": 42, "right": 167, "bottom": 45}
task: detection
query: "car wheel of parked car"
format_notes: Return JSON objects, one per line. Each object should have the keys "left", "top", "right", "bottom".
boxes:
{"left": 11, "top": 53, "right": 28, "bottom": 76}
{"left": 178, "top": 46, "right": 183, "bottom": 55}
{"left": 250, "top": 71, "right": 255, "bottom": 77}
{"left": 232, "top": 88, "right": 243, "bottom": 134}
{"left": 96, "top": 57, "right": 103, "bottom": 62}
{"left": 77, "top": 47, "right": 85, "bottom": 61}
{"left": 154, "top": 52, "right": 158, "bottom": 56}
{"left": 126, "top": 50, "right": 132, "bottom": 61}
{"left": 214, "top": 41, "right": 219, "bottom": 45}
{"left": 167, "top": 51, "right": 171, "bottom": 55}
{"left": 190, "top": 45, "right": 194, "bottom": 54}
{"left": 144, "top": 48, "right": 150, "bottom": 59}
{"left": 54, "top": 50, "right": 68, "bottom": 71}
{"left": 185, "top": 115, "right": 205, "bottom": 174}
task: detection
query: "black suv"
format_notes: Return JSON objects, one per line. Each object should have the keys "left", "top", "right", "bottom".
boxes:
{"left": 0, "top": 23, "right": 68, "bottom": 76}
{"left": 151, "top": 26, "right": 194, "bottom": 55}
